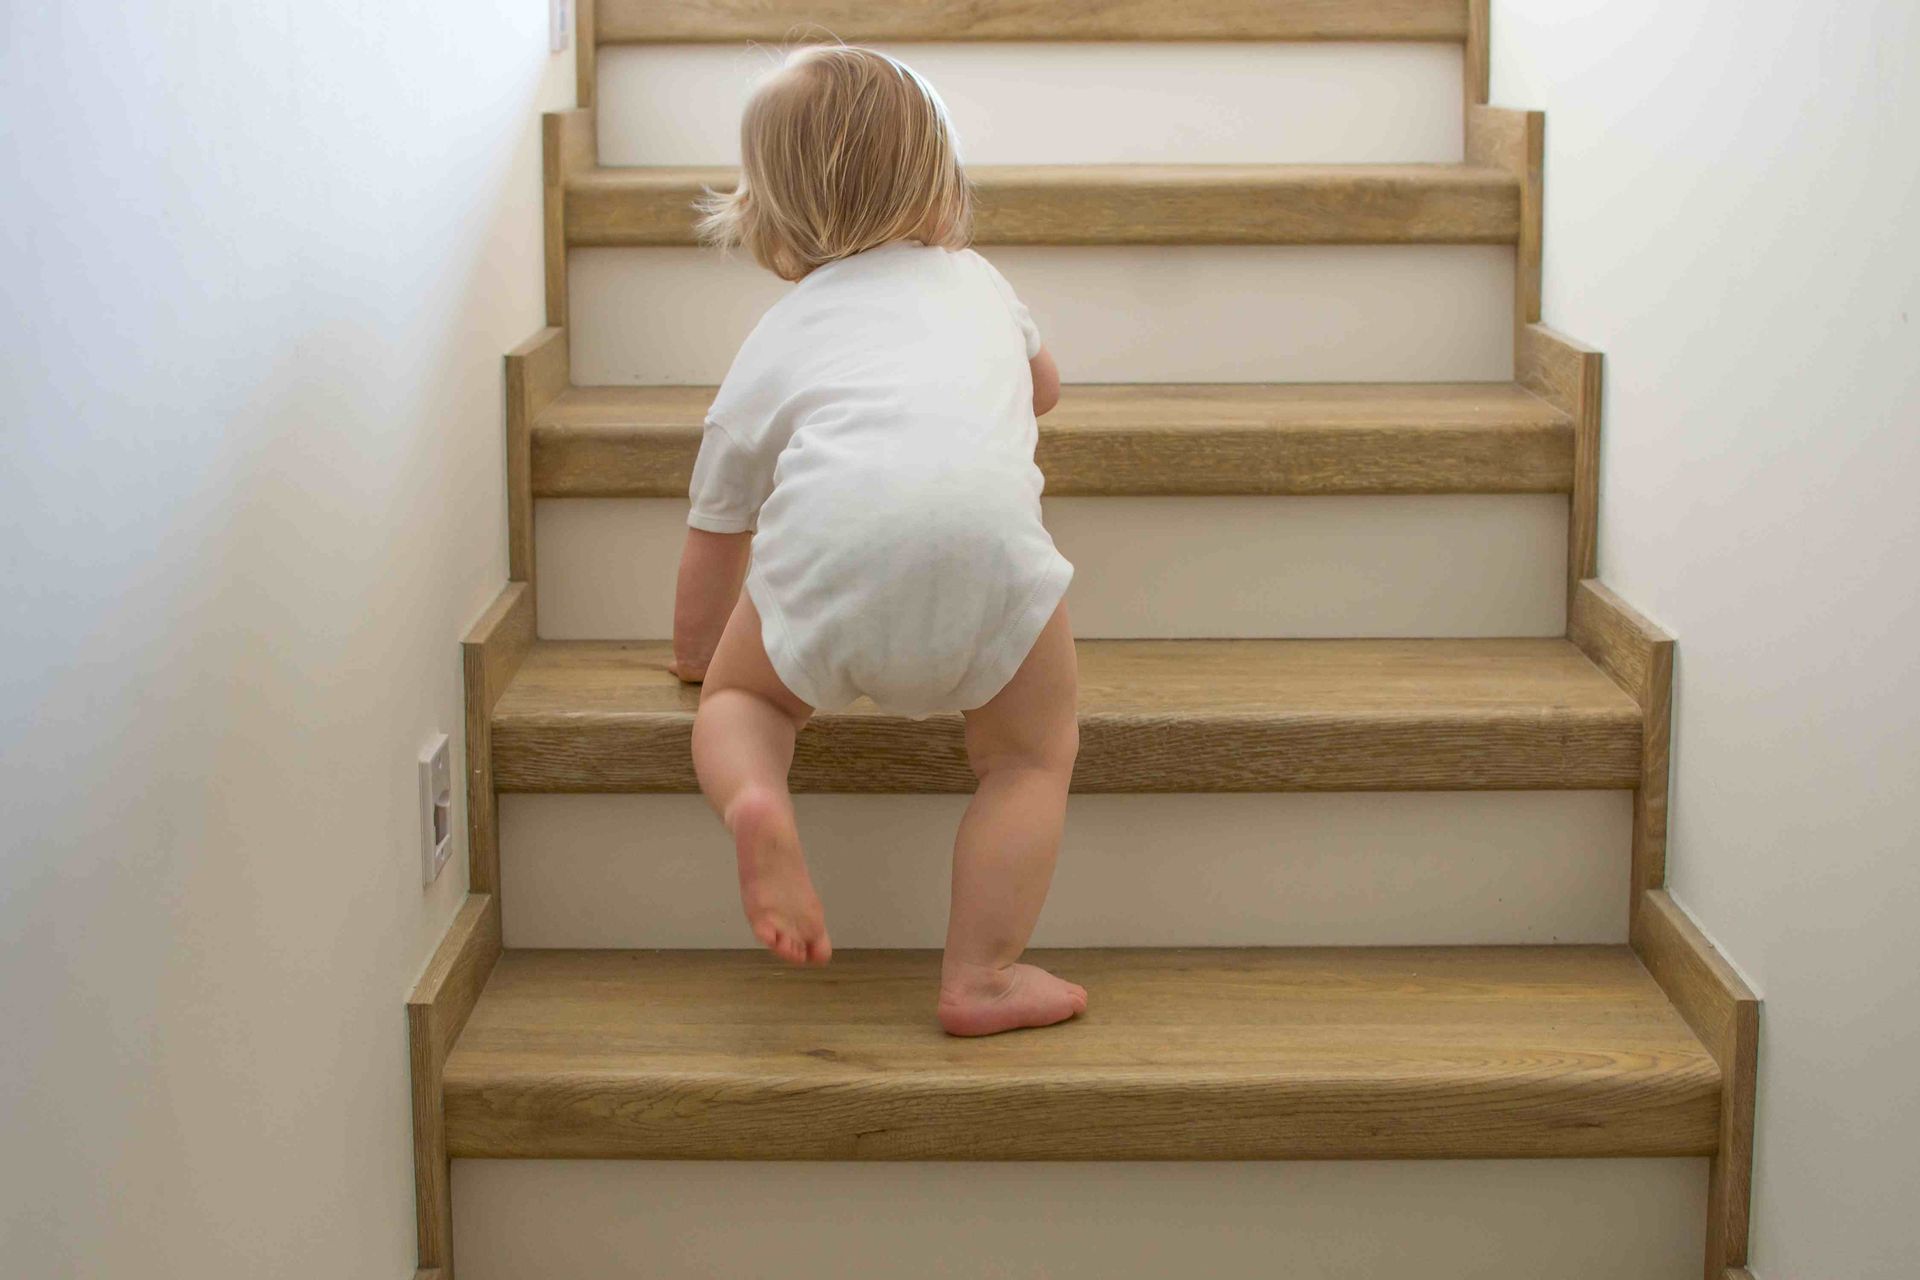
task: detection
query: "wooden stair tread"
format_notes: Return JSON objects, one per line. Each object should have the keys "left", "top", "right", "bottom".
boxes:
{"left": 441, "top": 946, "right": 1722, "bottom": 1160}
{"left": 490, "top": 638, "right": 1643, "bottom": 793}
{"left": 566, "top": 164, "right": 1521, "bottom": 247}
{"left": 533, "top": 382, "right": 1573, "bottom": 497}
{"left": 597, "top": 0, "right": 1475, "bottom": 44}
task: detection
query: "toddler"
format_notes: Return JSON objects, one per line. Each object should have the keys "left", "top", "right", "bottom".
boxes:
{"left": 671, "top": 45, "right": 1085, "bottom": 1037}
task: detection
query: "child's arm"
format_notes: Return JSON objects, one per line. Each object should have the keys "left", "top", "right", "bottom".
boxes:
{"left": 671, "top": 528, "right": 752, "bottom": 682}
{"left": 1031, "top": 345, "right": 1060, "bottom": 417}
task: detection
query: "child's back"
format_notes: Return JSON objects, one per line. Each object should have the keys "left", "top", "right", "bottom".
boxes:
{"left": 671, "top": 43, "right": 1086, "bottom": 1037}
{"left": 690, "top": 240, "right": 1071, "bottom": 717}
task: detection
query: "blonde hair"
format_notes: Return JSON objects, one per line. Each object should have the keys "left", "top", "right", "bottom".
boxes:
{"left": 696, "top": 45, "right": 973, "bottom": 281}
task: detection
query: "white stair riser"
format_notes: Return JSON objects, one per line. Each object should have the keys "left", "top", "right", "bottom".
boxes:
{"left": 498, "top": 792, "right": 1631, "bottom": 949}
{"left": 454, "top": 1158, "right": 1707, "bottom": 1280}
{"left": 533, "top": 495, "right": 1570, "bottom": 639}
{"left": 598, "top": 42, "right": 1465, "bottom": 166}
{"left": 568, "top": 246, "right": 1516, "bottom": 384}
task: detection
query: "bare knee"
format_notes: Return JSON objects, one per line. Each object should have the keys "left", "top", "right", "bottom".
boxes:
{"left": 966, "top": 709, "right": 1078, "bottom": 784}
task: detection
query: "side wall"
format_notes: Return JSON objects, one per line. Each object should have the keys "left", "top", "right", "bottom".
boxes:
{"left": 0, "top": 4, "right": 573, "bottom": 1274}
{"left": 1491, "top": 6, "right": 1920, "bottom": 1277}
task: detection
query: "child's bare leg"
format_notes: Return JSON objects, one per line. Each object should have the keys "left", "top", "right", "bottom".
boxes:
{"left": 938, "top": 603, "right": 1087, "bottom": 1036}
{"left": 693, "top": 594, "right": 830, "bottom": 967}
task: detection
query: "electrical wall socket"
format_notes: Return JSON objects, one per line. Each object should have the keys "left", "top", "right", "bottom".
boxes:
{"left": 549, "top": 0, "right": 570, "bottom": 54}
{"left": 419, "top": 733, "right": 454, "bottom": 886}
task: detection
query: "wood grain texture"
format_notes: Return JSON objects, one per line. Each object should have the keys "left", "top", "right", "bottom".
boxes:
{"left": 1518, "top": 325, "right": 1602, "bottom": 592}
{"left": 1464, "top": 0, "right": 1490, "bottom": 107}
{"left": 490, "top": 638, "right": 1643, "bottom": 794}
{"left": 542, "top": 110, "right": 595, "bottom": 328}
{"left": 533, "top": 383, "right": 1575, "bottom": 498}
{"left": 1568, "top": 579, "right": 1671, "bottom": 708}
{"left": 462, "top": 583, "right": 536, "bottom": 895}
{"left": 1633, "top": 890, "right": 1759, "bottom": 1279}
{"left": 407, "top": 894, "right": 503, "bottom": 1277}
{"left": 596, "top": 0, "right": 1473, "bottom": 43}
{"left": 1465, "top": 107, "right": 1544, "bottom": 326}
{"left": 566, "top": 164, "right": 1521, "bottom": 247}
{"left": 441, "top": 945, "right": 1720, "bottom": 1161}
{"left": 1569, "top": 580, "right": 1676, "bottom": 914}
{"left": 504, "top": 328, "right": 569, "bottom": 587}
{"left": 575, "top": 0, "right": 597, "bottom": 111}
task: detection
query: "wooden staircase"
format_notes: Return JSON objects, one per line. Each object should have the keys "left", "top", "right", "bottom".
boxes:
{"left": 443, "top": 946, "right": 1720, "bottom": 1161}
{"left": 410, "top": 4, "right": 1759, "bottom": 1279}
{"left": 532, "top": 382, "right": 1576, "bottom": 496}
{"left": 566, "top": 163, "right": 1523, "bottom": 246}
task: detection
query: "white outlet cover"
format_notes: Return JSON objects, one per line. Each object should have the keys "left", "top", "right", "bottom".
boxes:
{"left": 549, "top": 0, "right": 569, "bottom": 54}
{"left": 420, "top": 733, "right": 454, "bottom": 885}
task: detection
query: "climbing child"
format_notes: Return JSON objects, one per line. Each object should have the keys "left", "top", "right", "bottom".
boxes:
{"left": 669, "top": 44, "right": 1085, "bottom": 1037}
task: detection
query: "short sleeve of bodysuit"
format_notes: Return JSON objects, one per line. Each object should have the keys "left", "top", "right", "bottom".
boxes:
{"left": 965, "top": 249, "right": 1044, "bottom": 359}
{"left": 687, "top": 325, "right": 788, "bottom": 533}
{"left": 687, "top": 422, "right": 773, "bottom": 533}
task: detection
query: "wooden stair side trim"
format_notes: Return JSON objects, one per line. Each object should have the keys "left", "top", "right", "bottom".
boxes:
{"left": 542, "top": 109, "right": 596, "bottom": 329}
{"left": 1569, "top": 579, "right": 1675, "bottom": 915}
{"left": 575, "top": 0, "right": 597, "bottom": 111}
{"left": 1464, "top": 0, "right": 1490, "bottom": 109}
{"left": 595, "top": 0, "right": 1475, "bottom": 44}
{"left": 566, "top": 164, "right": 1522, "bottom": 248}
{"left": 1518, "top": 324, "right": 1603, "bottom": 593}
{"left": 1465, "top": 106, "right": 1544, "bottom": 328}
{"left": 462, "top": 583, "right": 536, "bottom": 896}
{"left": 1569, "top": 579, "right": 1672, "bottom": 708}
{"left": 532, "top": 383, "right": 1577, "bottom": 498}
{"left": 1634, "top": 890, "right": 1760, "bottom": 1280}
{"left": 407, "top": 894, "right": 503, "bottom": 1279}
{"left": 504, "top": 328, "right": 570, "bottom": 588}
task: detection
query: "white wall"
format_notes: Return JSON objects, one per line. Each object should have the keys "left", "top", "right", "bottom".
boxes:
{"left": 0, "top": 4, "right": 572, "bottom": 1275}
{"left": 1492, "top": 5, "right": 1920, "bottom": 1277}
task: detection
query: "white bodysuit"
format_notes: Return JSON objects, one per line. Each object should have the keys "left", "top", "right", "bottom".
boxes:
{"left": 688, "top": 240, "right": 1073, "bottom": 718}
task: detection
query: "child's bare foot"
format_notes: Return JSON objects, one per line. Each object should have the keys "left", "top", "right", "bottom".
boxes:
{"left": 937, "top": 961, "right": 1088, "bottom": 1037}
{"left": 728, "top": 788, "right": 831, "bottom": 967}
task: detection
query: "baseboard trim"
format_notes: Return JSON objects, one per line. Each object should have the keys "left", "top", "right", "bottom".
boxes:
{"left": 505, "top": 328, "right": 570, "bottom": 590}
{"left": 408, "top": 893, "right": 504, "bottom": 1277}
{"left": 575, "top": 0, "right": 597, "bottom": 110}
{"left": 1465, "top": 105, "right": 1543, "bottom": 327}
{"left": 1569, "top": 579, "right": 1674, "bottom": 919}
{"left": 1635, "top": 889, "right": 1759, "bottom": 1280}
{"left": 543, "top": 108, "right": 596, "bottom": 327}
{"left": 463, "top": 582, "right": 535, "bottom": 896}
{"left": 1464, "top": 0, "right": 1490, "bottom": 110}
{"left": 1516, "top": 324, "right": 1601, "bottom": 593}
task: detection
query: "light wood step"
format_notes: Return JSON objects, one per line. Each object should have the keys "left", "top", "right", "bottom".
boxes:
{"left": 441, "top": 946, "right": 1721, "bottom": 1160}
{"left": 533, "top": 383, "right": 1572, "bottom": 498}
{"left": 595, "top": 0, "right": 1473, "bottom": 44}
{"left": 566, "top": 165, "right": 1521, "bottom": 248}
{"left": 489, "top": 638, "right": 1641, "bottom": 793}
